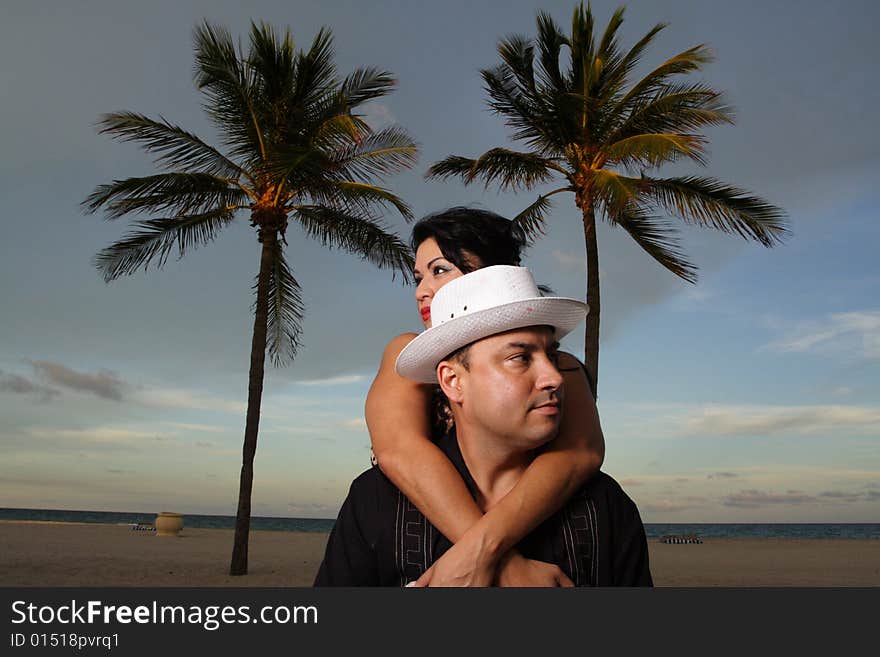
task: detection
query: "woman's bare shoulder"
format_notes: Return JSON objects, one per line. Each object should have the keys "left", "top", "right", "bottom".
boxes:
{"left": 556, "top": 350, "right": 585, "bottom": 370}
{"left": 381, "top": 332, "right": 419, "bottom": 360}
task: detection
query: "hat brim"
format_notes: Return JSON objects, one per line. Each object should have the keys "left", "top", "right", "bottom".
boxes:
{"left": 395, "top": 297, "right": 588, "bottom": 384}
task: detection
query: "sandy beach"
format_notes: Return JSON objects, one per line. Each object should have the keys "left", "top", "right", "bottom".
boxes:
{"left": 1, "top": 521, "right": 878, "bottom": 587}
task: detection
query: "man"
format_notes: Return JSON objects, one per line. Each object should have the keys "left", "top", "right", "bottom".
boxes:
{"left": 314, "top": 265, "right": 652, "bottom": 586}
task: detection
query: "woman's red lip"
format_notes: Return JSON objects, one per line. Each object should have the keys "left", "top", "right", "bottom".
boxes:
{"left": 420, "top": 307, "right": 431, "bottom": 320}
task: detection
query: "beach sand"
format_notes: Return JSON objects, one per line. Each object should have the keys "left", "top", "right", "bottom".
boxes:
{"left": 1, "top": 521, "right": 878, "bottom": 587}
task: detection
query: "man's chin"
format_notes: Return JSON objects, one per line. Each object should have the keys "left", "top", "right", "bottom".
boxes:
{"left": 526, "top": 423, "right": 561, "bottom": 450}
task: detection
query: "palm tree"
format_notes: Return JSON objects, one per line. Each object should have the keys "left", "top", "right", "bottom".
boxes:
{"left": 83, "top": 21, "right": 418, "bottom": 575}
{"left": 428, "top": 3, "right": 787, "bottom": 397}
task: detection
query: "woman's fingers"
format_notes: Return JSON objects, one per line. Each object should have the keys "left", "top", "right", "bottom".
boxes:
{"left": 557, "top": 570, "right": 575, "bottom": 587}
{"left": 411, "top": 566, "right": 433, "bottom": 587}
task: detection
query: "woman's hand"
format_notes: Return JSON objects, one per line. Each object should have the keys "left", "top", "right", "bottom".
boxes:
{"left": 409, "top": 528, "right": 500, "bottom": 587}
{"left": 495, "top": 551, "right": 574, "bottom": 587}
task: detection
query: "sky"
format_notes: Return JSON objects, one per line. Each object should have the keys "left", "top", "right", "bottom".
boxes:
{"left": 1, "top": 0, "right": 877, "bottom": 523}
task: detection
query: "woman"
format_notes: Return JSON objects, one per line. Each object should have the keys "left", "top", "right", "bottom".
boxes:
{"left": 366, "top": 207, "right": 604, "bottom": 586}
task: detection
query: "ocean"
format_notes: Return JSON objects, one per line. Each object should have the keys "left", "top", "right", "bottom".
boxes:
{"left": 2, "top": 508, "right": 878, "bottom": 539}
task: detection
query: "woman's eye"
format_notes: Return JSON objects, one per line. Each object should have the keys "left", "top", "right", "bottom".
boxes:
{"left": 432, "top": 265, "right": 449, "bottom": 276}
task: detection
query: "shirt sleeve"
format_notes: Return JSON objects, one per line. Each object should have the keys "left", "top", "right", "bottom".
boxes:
{"left": 611, "top": 488, "right": 654, "bottom": 587}
{"left": 313, "top": 474, "right": 379, "bottom": 586}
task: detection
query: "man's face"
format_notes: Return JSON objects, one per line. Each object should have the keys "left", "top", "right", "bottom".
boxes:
{"left": 454, "top": 326, "right": 564, "bottom": 451}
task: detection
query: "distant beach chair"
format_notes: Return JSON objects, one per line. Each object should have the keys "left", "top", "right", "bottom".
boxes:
{"left": 130, "top": 522, "right": 155, "bottom": 532}
{"left": 660, "top": 533, "right": 702, "bottom": 544}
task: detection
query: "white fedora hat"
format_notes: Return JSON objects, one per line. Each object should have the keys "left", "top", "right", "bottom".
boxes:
{"left": 395, "top": 265, "right": 588, "bottom": 383}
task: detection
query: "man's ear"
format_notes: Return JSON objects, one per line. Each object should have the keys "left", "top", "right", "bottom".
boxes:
{"left": 436, "top": 360, "right": 464, "bottom": 403}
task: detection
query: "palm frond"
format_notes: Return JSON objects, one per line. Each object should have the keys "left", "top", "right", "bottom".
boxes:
{"left": 341, "top": 67, "right": 397, "bottom": 107}
{"left": 613, "top": 44, "right": 714, "bottom": 117}
{"left": 293, "top": 206, "right": 413, "bottom": 282}
{"left": 83, "top": 173, "right": 249, "bottom": 219}
{"left": 311, "top": 111, "right": 361, "bottom": 149}
{"left": 592, "top": 5, "right": 626, "bottom": 99}
{"left": 424, "top": 155, "right": 478, "bottom": 180}
{"left": 605, "top": 132, "right": 708, "bottom": 169}
{"left": 595, "top": 21, "right": 667, "bottom": 115}
{"left": 426, "top": 148, "right": 557, "bottom": 191}
{"left": 193, "top": 21, "right": 265, "bottom": 162}
{"left": 291, "top": 27, "right": 337, "bottom": 108}
{"left": 591, "top": 169, "right": 645, "bottom": 213}
{"left": 248, "top": 21, "right": 297, "bottom": 110}
{"left": 264, "top": 143, "right": 329, "bottom": 187}
{"left": 608, "top": 83, "right": 733, "bottom": 145}
{"left": 644, "top": 175, "right": 789, "bottom": 246}
{"left": 329, "top": 125, "right": 418, "bottom": 180}
{"left": 93, "top": 207, "right": 236, "bottom": 281}
{"left": 306, "top": 181, "right": 413, "bottom": 220}
{"left": 96, "top": 112, "right": 247, "bottom": 179}
{"left": 481, "top": 65, "right": 561, "bottom": 154}
{"left": 595, "top": 6, "right": 625, "bottom": 65}
{"left": 535, "top": 12, "right": 566, "bottom": 90}
{"left": 498, "top": 35, "right": 539, "bottom": 102}
{"left": 568, "top": 2, "right": 595, "bottom": 95}
{"left": 512, "top": 192, "right": 564, "bottom": 244}
{"left": 610, "top": 207, "right": 698, "bottom": 283}
{"left": 261, "top": 241, "right": 305, "bottom": 366}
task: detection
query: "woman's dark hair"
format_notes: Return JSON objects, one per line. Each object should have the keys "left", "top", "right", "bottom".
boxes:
{"left": 410, "top": 207, "right": 527, "bottom": 272}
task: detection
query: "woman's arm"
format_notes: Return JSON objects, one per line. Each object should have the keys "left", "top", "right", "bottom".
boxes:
{"left": 366, "top": 334, "right": 497, "bottom": 583}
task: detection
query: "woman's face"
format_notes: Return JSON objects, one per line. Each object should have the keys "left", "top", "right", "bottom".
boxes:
{"left": 413, "top": 237, "right": 475, "bottom": 328}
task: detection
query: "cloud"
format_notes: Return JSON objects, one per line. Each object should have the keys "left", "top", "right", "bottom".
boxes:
{"left": 27, "top": 360, "right": 127, "bottom": 401}
{"left": 22, "top": 426, "right": 170, "bottom": 451}
{"left": 160, "top": 422, "right": 227, "bottom": 434}
{"left": 723, "top": 489, "right": 816, "bottom": 508}
{"left": 134, "top": 388, "right": 246, "bottom": 415}
{"left": 681, "top": 286, "right": 714, "bottom": 304}
{"left": 680, "top": 404, "right": 880, "bottom": 437}
{"left": 0, "top": 369, "right": 59, "bottom": 401}
{"left": 285, "top": 502, "right": 339, "bottom": 518}
{"left": 339, "top": 418, "right": 367, "bottom": 430}
{"left": 818, "top": 490, "right": 864, "bottom": 503}
{"left": 551, "top": 249, "right": 586, "bottom": 271}
{"left": 707, "top": 472, "right": 739, "bottom": 479}
{"left": 293, "top": 374, "right": 367, "bottom": 387}
{"left": 359, "top": 102, "right": 395, "bottom": 130}
{"left": 762, "top": 310, "right": 880, "bottom": 360}
{"left": 639, "top": 498, "right": 707, "bottom": 513}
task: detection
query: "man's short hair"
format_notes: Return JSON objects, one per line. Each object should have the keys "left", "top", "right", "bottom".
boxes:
{"left": 443, "top": 343, "right": 471, "bottom": 370}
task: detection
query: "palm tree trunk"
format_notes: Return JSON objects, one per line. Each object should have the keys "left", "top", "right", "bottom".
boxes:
{"left": 229, "top": 231, "right": 275, "bottom": 576}
{"left": 582, "top": 204, "right": 600, "bottom": 399}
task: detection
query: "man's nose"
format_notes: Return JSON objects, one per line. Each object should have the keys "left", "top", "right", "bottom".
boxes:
{"left": 536, "top": 356, "right": 564, "bottom": 392}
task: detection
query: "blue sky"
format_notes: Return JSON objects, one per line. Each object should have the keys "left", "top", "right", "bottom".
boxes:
{"left": 1, "top": 0, "right": 877, "bottom": 522}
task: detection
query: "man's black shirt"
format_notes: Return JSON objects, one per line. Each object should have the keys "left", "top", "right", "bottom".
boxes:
{"left": 314, "top": 430, "right": 652, "bottom": 586}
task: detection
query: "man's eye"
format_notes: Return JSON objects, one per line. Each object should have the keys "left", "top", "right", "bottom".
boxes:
{"left": 510, "top": 353, "right": 529, "bottom": 363}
